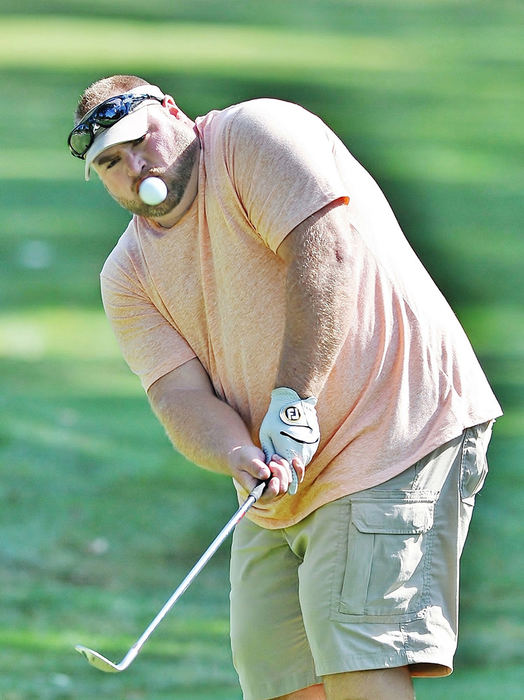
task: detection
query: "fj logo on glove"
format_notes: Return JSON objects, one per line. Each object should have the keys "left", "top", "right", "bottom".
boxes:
{"left": 280, "top": 402, "right": 315, "bottom": 427}
{"left": 283, "top": 406, "right": 302, "bottom": 422}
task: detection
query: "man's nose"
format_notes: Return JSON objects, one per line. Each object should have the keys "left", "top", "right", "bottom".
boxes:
{"left": 124, "top": 150, "right": 147, "bottom": 177}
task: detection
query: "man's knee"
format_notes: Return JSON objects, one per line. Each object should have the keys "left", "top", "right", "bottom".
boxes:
{"left": 322, "top": 667, "right": 414, "bottom": 700}
{"left": 273, "top": 683, "right": 326, "bottom": 700}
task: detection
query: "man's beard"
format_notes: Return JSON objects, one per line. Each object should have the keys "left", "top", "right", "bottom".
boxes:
{"left": 115, "top": 137, "right": 200, "bottom": 218}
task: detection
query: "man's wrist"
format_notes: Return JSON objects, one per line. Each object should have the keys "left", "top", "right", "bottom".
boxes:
{"left": 271, "top": 386, "right": 316, "bottom": 402}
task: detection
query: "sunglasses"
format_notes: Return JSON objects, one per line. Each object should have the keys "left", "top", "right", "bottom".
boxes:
{"left": 68, "top": 92, "right": 163, "bottom": 159}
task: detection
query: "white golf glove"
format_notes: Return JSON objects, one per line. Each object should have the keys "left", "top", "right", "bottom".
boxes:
{"left": 259, "top": 387, "right": 320, "bottom": 495}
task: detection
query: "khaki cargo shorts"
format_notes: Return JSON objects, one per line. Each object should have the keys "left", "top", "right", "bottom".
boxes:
{"left": 230, "top": 423, "right": 493, "bottom": 700}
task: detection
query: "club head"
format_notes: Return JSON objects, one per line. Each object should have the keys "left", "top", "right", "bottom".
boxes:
{"left": 75, "top": 645, "right": 127, "bottom": 673}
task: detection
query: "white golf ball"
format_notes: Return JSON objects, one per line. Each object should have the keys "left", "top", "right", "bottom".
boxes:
{"left": 139, "top": 177, "right": 168, "bottom": 206}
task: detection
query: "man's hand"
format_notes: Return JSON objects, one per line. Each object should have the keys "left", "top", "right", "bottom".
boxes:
{"left": 227, "top": 444, "right": 298, "bottom": 503}
{"left": 259, "top": 387, "right": 320, "bottom": 494}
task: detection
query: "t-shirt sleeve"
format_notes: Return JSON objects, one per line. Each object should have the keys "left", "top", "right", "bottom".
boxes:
{"left": 100, "top": 241, "right": 196, "bottom": 391}
{"left": 222, "top": 99, "right": 349, "bottom": 252}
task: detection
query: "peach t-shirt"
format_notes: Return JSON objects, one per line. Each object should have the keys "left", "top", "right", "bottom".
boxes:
{"left": 100, "top": 99, "right": 502, "bottom": 528}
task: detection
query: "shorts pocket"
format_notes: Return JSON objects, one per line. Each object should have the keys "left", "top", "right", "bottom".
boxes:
{"left": 460, "top": 425, "right": 489, "bottom": 504}
{"left": 333, "top": 495, "right": 435, "bottom": 623}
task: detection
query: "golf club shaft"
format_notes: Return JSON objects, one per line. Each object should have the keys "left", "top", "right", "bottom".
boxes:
{"left": 119, "top": 481, "right": 266, "bottom": 666}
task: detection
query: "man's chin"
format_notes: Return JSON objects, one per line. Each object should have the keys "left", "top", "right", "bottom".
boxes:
{"left": 116, "top": 192, "right": 179, "bottom": 218}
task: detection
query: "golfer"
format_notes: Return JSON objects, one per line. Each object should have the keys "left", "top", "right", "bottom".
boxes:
{"left": 68, "top": 75, "right": 502, "bottom": 700}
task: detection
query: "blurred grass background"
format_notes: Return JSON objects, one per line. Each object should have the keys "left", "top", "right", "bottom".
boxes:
{"left": 0, "top": 1, "right": 523, "bottom": 698}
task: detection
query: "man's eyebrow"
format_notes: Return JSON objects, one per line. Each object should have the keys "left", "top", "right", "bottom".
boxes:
{"left": 96, "top": 151, "right": 119, "bottom": 167}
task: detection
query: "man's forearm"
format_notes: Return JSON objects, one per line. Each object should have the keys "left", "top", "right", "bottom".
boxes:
{"left": 148, "top": 383, "right": 253, "bottom": 475}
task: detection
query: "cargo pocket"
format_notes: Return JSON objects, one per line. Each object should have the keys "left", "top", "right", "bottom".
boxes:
{"left": 460, "top": 425, "right": 489, "bottom": 505}
{"left": 333, "top": 496, "right": 435, "bottom": 623}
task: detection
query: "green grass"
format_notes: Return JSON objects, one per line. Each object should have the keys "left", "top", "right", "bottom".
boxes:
{"left": 1, "top": 1, "right": 523, "bottom": 697}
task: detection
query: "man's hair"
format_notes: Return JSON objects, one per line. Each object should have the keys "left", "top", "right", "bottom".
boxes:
{"left": 74, "top": 75, "right": 151, "bottom": 124}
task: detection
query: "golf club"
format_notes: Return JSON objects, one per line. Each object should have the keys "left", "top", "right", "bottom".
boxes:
{"left": 75, "top": 480, "right": 266, "bottom": 673}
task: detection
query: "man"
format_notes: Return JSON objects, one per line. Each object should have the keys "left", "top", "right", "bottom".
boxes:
{"left": 68, "top": 74, "right": 502, "bottom": 700}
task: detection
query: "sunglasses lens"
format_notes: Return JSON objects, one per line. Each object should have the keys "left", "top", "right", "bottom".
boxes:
{"left": 69, "top": 123, "right": 93, "bottom": 156}
{"left": 95, "top": 97, "right": 127, "bottom": 127}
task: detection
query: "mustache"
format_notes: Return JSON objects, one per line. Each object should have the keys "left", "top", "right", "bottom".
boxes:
{"left": 133, "top": 168, "right": 165, "bottom": 192}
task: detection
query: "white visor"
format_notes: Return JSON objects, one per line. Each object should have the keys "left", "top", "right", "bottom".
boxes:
{"left": 84, "top": 84, "right": 165, "bottom": 180}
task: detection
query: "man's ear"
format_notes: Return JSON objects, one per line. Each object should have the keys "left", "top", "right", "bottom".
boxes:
{"left": 162, "top": 94, "right": 181, "bottom": 117}
{"left": 162, "top": 94, "right": 194, "bottom": 126}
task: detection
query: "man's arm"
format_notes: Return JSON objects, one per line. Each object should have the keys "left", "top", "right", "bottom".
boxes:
{"left": 147, "top": 357, "right": 292, "bottom": 501}
{"left": 275, "top": 198, "right": 352, "bottom": 398}
{"left": 257, "top": 199, "right": 352, "bottom": 492}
